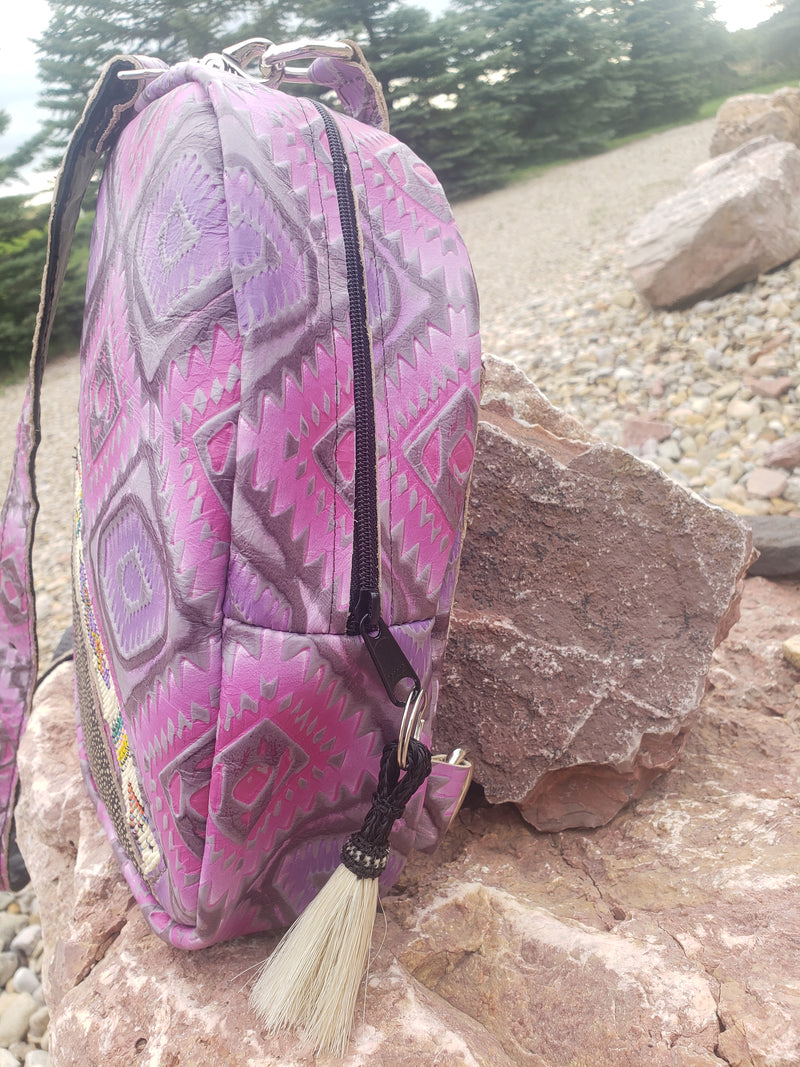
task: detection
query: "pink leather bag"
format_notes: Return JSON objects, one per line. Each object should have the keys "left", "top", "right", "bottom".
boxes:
{"left": 0, "top": 40, "right": 480, "bottom": 954}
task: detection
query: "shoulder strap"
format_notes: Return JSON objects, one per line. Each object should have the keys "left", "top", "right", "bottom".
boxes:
{"left": 0, "top": 55, "right": 158, "bottom": 889}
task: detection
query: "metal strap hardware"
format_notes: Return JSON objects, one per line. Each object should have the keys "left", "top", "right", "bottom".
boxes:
{"left": 398, "top": 689, "right": 427, "bottom": 770}
{"left": 118, "top": 38, "right": 354, "bottom": 87}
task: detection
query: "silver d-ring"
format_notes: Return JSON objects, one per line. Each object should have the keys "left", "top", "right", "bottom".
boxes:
{"left": 398, "top": 688, "right": 427, "bottom": 769}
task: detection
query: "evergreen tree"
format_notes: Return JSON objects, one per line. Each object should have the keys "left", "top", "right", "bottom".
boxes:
{"left": 761, "top": 0, "right": 800, "bottom": 75}
{"left": 451, "top": 0, "right": 631, "bottom": 163}
{"left": 23, "top": 0, "right": 287, "bottom": 167}
{"left": 274, "top": 0, "right": 523, "bottom": 198}
{"left": 0, "top": 195, "right": 93, "bottom": 371}
{"left": 384, "top": 7, "right": 523, "bottom": 198}
{"left": 0, "top": 111, "right": 26, "bottom": 185}
{"left": 612, "top": 0, "right": 733, "bottom": 134}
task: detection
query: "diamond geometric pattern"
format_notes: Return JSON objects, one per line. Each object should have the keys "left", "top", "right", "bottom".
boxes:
{"left": 74, "top": 62, "right": 481, "bottom": 948}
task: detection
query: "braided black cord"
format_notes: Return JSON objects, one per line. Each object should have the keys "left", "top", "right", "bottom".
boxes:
{"left": 341, "top": 740, "right": 432, "bottom": 880}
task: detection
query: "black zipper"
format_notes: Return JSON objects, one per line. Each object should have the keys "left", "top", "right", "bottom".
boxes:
{"left": 312, "top": 101, "right": 420, "bottom": 708}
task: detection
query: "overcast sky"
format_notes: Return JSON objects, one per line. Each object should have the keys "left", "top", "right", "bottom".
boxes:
{"left": 0, "top": 0, "right": 778, "bottom": 197}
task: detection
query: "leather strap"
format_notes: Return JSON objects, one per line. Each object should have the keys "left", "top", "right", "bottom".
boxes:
{"left": 0, "top": 54, "right": 156, "bottom": 889}
{"left": 308, "top": 40, "right": 390, "bottom": 132}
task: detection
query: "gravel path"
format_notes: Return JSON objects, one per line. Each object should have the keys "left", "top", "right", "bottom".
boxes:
{"left": 455, "top": 118, "right": 716, "bottom": 319}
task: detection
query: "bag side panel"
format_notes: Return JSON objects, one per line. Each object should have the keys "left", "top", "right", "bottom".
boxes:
{"left": 337, "top": 113, "right": 482, "bottom": 854}
{"left": 194, "top": 617, "right": 441, "bottom": 944}
{"left": 342, "top": 115, "right": 482, "bottom": 636}
{"left": 190, "top": 81, "right": 480, "bottom": 943}
{"left": 77, "top": 79, "right": 239, "bottom": 927}
{"left": 206, "top": 79, "right": 357, "bottom": 637}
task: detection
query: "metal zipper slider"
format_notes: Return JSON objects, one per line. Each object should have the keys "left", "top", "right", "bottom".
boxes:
{"left": 359, "top": 613, "right": 421, "bottom": 708}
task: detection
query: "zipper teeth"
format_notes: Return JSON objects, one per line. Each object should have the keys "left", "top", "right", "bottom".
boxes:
{"left": 312, "top": 101, "right": 380, "bottom": 631}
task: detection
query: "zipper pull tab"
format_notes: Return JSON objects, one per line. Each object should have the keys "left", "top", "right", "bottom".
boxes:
{"left": 359, "top": 610, "right": 421, "bottom": 708}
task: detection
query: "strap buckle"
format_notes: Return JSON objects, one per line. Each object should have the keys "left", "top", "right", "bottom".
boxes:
{"left": 258, "top": 39, "right": 354, "bottom": 87}
{"left": 118, "top": 38, "right": 354, "bottom": 87}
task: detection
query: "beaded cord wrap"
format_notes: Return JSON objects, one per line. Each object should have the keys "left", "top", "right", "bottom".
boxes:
{"left": 341, "top": 739, "right": 432, "bottom": 880}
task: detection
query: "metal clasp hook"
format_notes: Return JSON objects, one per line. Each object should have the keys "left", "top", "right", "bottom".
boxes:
{"left": 398, "top": 687, "right": 427, "bottom": 770}
{"left": 117, "top": 37, "right": 354, "bottom": 88}
{"left": 259, "top": 39, "right": 353, "bottom": 87}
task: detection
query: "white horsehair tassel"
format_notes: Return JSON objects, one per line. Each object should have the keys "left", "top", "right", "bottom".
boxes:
{"left": 250, "top": 738, "right": 432, "bottom": 1056}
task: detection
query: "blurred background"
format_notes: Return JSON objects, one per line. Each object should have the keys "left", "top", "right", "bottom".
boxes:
{"left": 0, "top": 0, "right": 795, "bottom": 373}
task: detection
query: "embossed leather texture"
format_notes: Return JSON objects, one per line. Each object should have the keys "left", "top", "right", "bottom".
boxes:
{"left": 72, "top": 62, "right": 481, "bottom": 948}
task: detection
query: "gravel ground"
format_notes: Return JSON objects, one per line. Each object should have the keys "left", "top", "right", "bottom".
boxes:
{"left": 455, "top": 118, "right": 717, "bottom": 318}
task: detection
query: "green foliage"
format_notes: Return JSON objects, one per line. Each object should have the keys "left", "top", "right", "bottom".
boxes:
{"left": 24, "top": 1, "right": 286, "bottom": 167}
{"left": 453, "top": 0, "right": 631, "bottom": 163}
{"left": 759, "top": 0, "right": 800, "bottom": 76}
{"left": 611, "top": 0, "right": 735, "bottom": 135}
{"left": 6, "top": 0, "right": 791, "bottom": 209}
{"left": 0, "top": 196, "right": 93, "bottom": 373}
{"left": 272, "top": 0, "right": 523, "bottom": 198}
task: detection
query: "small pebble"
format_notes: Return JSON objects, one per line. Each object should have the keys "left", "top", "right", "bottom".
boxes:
{"left": 783, "top": 636, "right": 800, "bottom": 670}
{"left": 0, "top": 956, "right": 18, "bottom": 990}
{"left": 0, "top": 1050, "right": 20, "bottom": 1067}
{"left": 8, "top": 930, "right": 40, "bottom": 961}
{"left": 482, "top": 238, "right": 800, "bottom": 518}
{"left": 0, "top": 920, "right": 26, "bottom": 955}
{"left": 23, "top": 1053, "right": 48, "bottom": 1067}
{"left": 26, "top": 1006, "right": 48, "bottom": 1043}
{"left": 10, "top": 972, "right": 38, "bottom": 1000}
{"left": 0, "top": 993, "right": 37, "bottom": 1047}
{"left": 746, "top": 468, "right": 789, "bottom": 500}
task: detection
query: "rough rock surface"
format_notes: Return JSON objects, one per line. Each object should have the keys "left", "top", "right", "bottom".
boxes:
{"left": 16, "top": 576, "right": 800, "bottom": 1066}
{"left": 435, "top": 356, "right": 755, "bottom": 831}
{"left": 624, "top": 136, "right": 800, "bottom": 308}
{"left": 711, "top": 87, "right": 800, "bottom": 157}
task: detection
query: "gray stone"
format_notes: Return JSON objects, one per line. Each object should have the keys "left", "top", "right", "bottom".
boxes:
{"left": 0, "top": 951, "right": 19, "bottom": 987}
{"left": 0, "top": 916, "right": 27, "bottom": 953}
{"left": 26, "top": 1005, "right": 49, "bottom": 1042}
{"left": 9, "top": 928, "right": 41, "bottom": 960}
{"left": 745, "top": 516, "right": 800, "bottom": 577}
{"left": 625, "top": 137, "right": 800, "bottom": 309}
{"left": 10, "top": 969, "right": 39, "bottom": 998}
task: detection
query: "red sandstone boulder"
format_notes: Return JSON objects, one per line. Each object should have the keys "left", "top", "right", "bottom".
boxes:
{"left": 435, "top": 356, "right": 756, "bottom": 830}
{"left": 16, "top": 577, "right": 800, "bottom": 1066}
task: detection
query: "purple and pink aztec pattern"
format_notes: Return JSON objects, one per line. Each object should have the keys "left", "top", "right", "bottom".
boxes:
{"left": 74, "top": 63, "right": 481, "bottom": 948}
{"left": 0, "top": 395, "right": 37, "bottom": 888}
